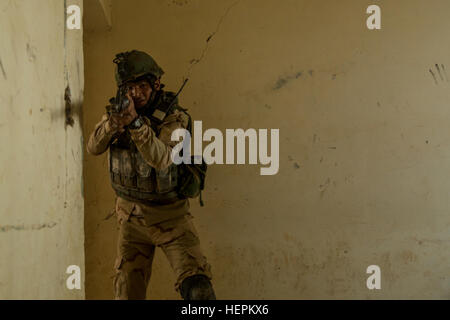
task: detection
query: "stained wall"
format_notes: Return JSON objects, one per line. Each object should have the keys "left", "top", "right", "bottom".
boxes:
{"left": 84, "top": 0, "right": 450, "bottom": 299}
{"left": 0, "top": 0, "right": 85, "bottom": 299}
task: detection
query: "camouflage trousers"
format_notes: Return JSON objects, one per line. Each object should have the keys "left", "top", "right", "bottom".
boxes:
{"left": 113, "top": 202, "right": 213, "bottom": 300}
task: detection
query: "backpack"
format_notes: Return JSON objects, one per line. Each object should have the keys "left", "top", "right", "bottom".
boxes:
{"left": 175, "top": 108, "right": 208, "bottom": 206}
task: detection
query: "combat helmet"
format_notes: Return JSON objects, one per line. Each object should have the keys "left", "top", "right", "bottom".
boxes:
{"left": 113, "top": 50, "right": 164, "bottom": 87}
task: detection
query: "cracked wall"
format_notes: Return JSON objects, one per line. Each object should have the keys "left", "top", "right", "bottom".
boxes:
{"left": 0, "top": 0, "right": 85, "bottom": 299}
{"left": 84, "top": 0, "right": 450, "bottom": 299}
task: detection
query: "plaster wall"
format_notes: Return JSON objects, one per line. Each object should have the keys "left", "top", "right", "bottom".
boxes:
{"left": 84, "top": 0, "right": 450, "bottom": 299}
{"left": 0, "top": 0, "right": 85, "bottom": 299}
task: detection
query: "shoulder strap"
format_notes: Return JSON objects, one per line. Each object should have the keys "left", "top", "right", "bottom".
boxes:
{"left": 149, "top": 91, "right": 177, "bottom": 123}
{"left": 150, "top": 79, "right": 189, "bottom": 123}
{"left": 181, "top": 108, "right": 193, "bottom": 134}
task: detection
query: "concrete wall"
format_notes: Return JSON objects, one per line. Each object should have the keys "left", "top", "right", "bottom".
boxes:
{"left": 83, "top": 0, "right": 450, "bottom": 299}
{"left": 0, "top": 0, "right": 85, "bottom": 299}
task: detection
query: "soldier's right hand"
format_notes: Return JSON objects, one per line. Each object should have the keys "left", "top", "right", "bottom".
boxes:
{"left": 109, "top": 97, "right": 137, "bottom": 128}
{"left": 106, "top": 113, "right": 126, "bottom": 134}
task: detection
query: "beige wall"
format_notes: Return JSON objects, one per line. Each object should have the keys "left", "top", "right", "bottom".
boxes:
{"left": 84, "top": 0, "right": 450, "bottom": 299}
{"left": 0, "top": 0, "right": 85, "bottom": 299}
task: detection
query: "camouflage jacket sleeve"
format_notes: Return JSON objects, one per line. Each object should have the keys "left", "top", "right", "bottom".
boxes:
{"left": 129, "top": 109, "right": 190, "bottom": 170}
{"left": 86, "top": 114, "right": 120, "bottom": 156}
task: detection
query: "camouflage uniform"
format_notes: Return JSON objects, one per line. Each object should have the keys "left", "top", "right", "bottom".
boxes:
{"left": 87, "top": 51, "right": 215, "bottom": 300}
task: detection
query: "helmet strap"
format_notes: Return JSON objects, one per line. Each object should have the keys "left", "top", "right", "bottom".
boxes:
{"left": 149, "top": 90, "right": 158, "bottom": 105}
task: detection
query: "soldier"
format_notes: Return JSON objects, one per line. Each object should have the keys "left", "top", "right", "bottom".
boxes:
{"left": 87, "top": 50, "right": 216, "bottom": 300}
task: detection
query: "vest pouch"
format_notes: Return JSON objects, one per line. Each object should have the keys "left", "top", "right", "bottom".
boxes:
{"left": 135, "top": 152, "right": 155, "bottom": 192}
{"left": 110, "top": 148, "right": 122, "bottom": 185}
{"left": 120, "top": 149, "right": 136, "bottom": 187}
{"left": 156, "top": 164, "right": 177, "bottom": 193}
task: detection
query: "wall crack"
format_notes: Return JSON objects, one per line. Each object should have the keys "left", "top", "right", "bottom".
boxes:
{"left": 184, "top": 0, "right": 241, "bottom": 79}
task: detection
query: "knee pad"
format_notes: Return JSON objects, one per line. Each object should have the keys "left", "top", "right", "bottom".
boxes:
{"left": 180, "top": 275, "right": 216, "bottom": 300}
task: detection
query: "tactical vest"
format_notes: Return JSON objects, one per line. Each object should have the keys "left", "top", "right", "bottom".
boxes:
{"left": 108, "top": 91, "right": 181, "bottom": 205}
